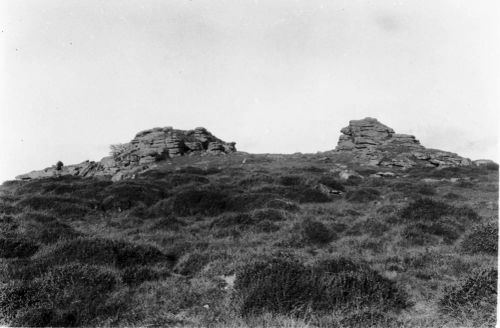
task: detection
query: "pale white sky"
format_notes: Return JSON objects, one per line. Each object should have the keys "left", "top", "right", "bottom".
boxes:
{"left": 1, "top": 0, "right": 499, "bottom": 182}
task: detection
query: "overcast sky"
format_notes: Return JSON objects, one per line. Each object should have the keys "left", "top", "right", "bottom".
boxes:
{"left": 1, "top": 0, "right": 499, "bottom": 182}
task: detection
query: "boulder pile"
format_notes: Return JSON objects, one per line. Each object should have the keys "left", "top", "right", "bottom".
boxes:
{"left": 335, "top": 117, "right": 472, "bottom": 169}
{"left": 16, "top": 127, "right": 236, "bottom": 181}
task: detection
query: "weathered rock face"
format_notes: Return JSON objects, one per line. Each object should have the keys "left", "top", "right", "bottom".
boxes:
{"left": 335, "top": 117, "right": 472, "bottom": 169}
{"left": 16, "top": 127, "right": 236, "bottom": 181}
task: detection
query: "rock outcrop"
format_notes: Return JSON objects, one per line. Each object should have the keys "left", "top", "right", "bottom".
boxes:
{"left": 335, "top": 118, "right": 472, "bottom": 169}
{"left": 16, "top": 127, "right": 236, "bottom": 181}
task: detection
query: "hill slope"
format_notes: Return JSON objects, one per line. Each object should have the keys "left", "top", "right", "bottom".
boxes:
{"left": 1, "top": 119, "right": 497, "bottom": 327}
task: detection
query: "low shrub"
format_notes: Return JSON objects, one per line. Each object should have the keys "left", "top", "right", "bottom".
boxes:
{"left": 0, "top": 263, "right": 121, "bottom": 327}
{"left": 171, "top": 188, "right": 230, "bottom": 216}
{"left": 18, "top": 219, "right": 82, "bottom": 244}
{"left": 278, "top": 175, "right": 305, "bottom": 186}
{"left": 34, "top": 237, "right": 173, "bottom": 269}
{"left": 165, "top": 174, "right": 210, "bottom": 187}
{"left": 252, "top": 185, "right": 332, "bottom": 204}
{"left": 416, "top": 183, "right": 436, "bottom": 196}
{"left": 0, "top": 237, "right": 39, "bottom": 258}
{"left": 400, "top": 198, "right": 479, "bottom": 222}
{"left": 402, "top": 220, "right": 462, "bottom": 245}
{"left": 253, "top": 220, "right": 280, "bottom": 233}
{"left": 461, "top": 222, "right": 498, "bottom": 255}
{"left": 150, "top": 216, "right": 184, "bottom": 231}
{"left": 300, "top": 219, "right": 335, "bottom": 245}
{"left": 312, "top": 257, "right": 366, "bottom": 274}
{"left": 346, "top": 218, "right": 390, "bottom": 237}
{"left": 252, "top": 208, "right": 286, "bottom": 221}
{"left": 121, "top": 265, "right": 170, "bottom": 286}
{"left": 400, "top": 225, "right": 439, "bottom": 246}
{"left": 345, "top": 188, "right": 380, "bottom": 202}
{"left": 265, "top": 199, "right": 301, "bottom": 212}
{"left": 439, "top": 266, "right": 497, "bottom": 324}
{"left": 210, "top": 213, "right": 254, "bottom": 229}
{"left": 100, "top": 181, "right": 167, "bottom": 211}
{"left": 318, "top": 176, "right": 345, "bottom": 192}
{"left": 234, "top": 257, "right": 409, "bottom": 317}
{"left": 174, "top": 250, "right": 217, "bottom": 276}
{"left": 234, "top": 258, "right": 311, "bottom": 316}
{"left": 16, "top": 195, "right": 92, "bottom": 218}
{"left": 443, "top": 192, "right": 462, "bottom": 200}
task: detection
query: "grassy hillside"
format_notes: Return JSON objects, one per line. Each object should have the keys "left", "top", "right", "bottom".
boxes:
{"left": 0, "top": 153, "right": 497, "bottom": 327}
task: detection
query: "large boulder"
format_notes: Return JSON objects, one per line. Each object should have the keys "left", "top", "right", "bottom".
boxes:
{"left": 16, "top": 127, "right": 237, "bottom": 181}
{"left": 335, "top": 118, "right": 472, "bottom": 169}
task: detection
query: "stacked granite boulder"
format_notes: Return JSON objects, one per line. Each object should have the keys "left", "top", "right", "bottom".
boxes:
{"left": 335, "top": 118, "right": 472, "bottom": 169}
{"left": 16, "top": 127, "right": 236, "bottom": 181}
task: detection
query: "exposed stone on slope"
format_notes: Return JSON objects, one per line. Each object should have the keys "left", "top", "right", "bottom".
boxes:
{"left": 16, "top": 127, "right": 236, "bottom": 181}
{"left": 335, "top": 118, "right": 472, "bottom": 169}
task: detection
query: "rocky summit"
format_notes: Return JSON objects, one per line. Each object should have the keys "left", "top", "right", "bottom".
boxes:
{"left": 335, "top": 117, "right": 472, "bottom": 169}
{"left": 16, "top": 127, "right": 236, "bottom": 181}
{"left": 15, "top": 118, "right": 478, "bottom": 181}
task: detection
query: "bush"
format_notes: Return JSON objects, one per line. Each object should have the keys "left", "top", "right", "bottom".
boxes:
{"left": 265, "top": 199, "right": 300, "bottom": 212}
{"left": 318, "top": 176, "right": 345, "bottom": 192}
{"left": 347, "top": 218, "right": 390, "bottom": 237}
{"left": 252, "top": 208, "right": 286, "bottom": 221}
{"left": 400, "top": 225, "right": 439, "bottom": 246}
{"left": 18, "top": 219, "right": 82, "bottom": 244}
{"left": 416, "top": 183, "right": 436, "bottom": 196}
{"left": 174, "top": 251, "right": 212, "bottom": 276}
{"left": 0, "top": 237, "right": 39, "bottom": 258}
{"left": 253, "top": 185, "right": 332, "bottom": 204}
{"left": 301, "top": 219, "right": 335, "bottom": 245}
{"left": 461, "top": 222, "right": 498, "bottom": 255}
{"left": 253, "top": 220, "right": 280, "bottom": 233}
{"left": 278, "top": 175, "right": 304, "bottom": 186}
{"left": 345, "top": 188, "right": 380, "bottom": 202}
{"left": 400, "top": 198, "right": 479, "bottom": 222}
{"left": 402, "top": 220, "right": 462, "bottom": 245}
{"left": 439, "top": 266, "right": 497, "bottom": 323}
{"left": 164, "top": 174, "right": 210, "bottom": 187}
{"left": 234, "top": 258, "right": 311, "bottom": 316}
{"left": 171, "top": 188, "right": 230, "bottom": 216}
{"left": 100, "top": 181, "right": 167, "bottom": 211}
{"left": 210, "top": 213, "right": 254, "bottom": 229}
{"left": 234, "top": 257, "right": 409, "bottom": 317}
{"left": 0, "top": 263, "right": 120, "bottom": 327}
{"left": 16, "top": 195, "right": 92, "bottom": 218}
{"left": 121, "top": 265, "right": 170, "bottom": 286}
{"left": 34, "top": 237, "right": 172, "bottom": 269}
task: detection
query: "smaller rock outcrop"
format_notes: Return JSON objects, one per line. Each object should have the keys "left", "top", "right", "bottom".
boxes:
{"left": 335, "top": 118, "right": 472, "bottom": 169}
{"left": 16, "top": 126, "right": 236, "bottom": 181}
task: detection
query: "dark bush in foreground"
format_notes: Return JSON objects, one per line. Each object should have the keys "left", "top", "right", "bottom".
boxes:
{"left": 234, "top": 258, "right": 311, "bottom": 315}
{"left": 461, "top": 222, "right": 498, "bottom": 255}
{"left": 400, "top": 198, "right": 479, "bottom": 222}
{"left": 300, "top": 219, "right": 335, "bottom": 245}
{"left": 439, "top": 266, "right": 497, "bottom": 323}
{"left": 0, "top": 237, "right": 39, "bottom": 258}
{"left": 34, "top": 237, "right": 172, "bottom": 269}
{"left": 345, "top": 188, "right": 380, "bottom": 202}
{"left": 234, "top": 257, "right": 409, "bottom": 316}
{"left": 0, "top": 263, "right": 120, "bottom": 327}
